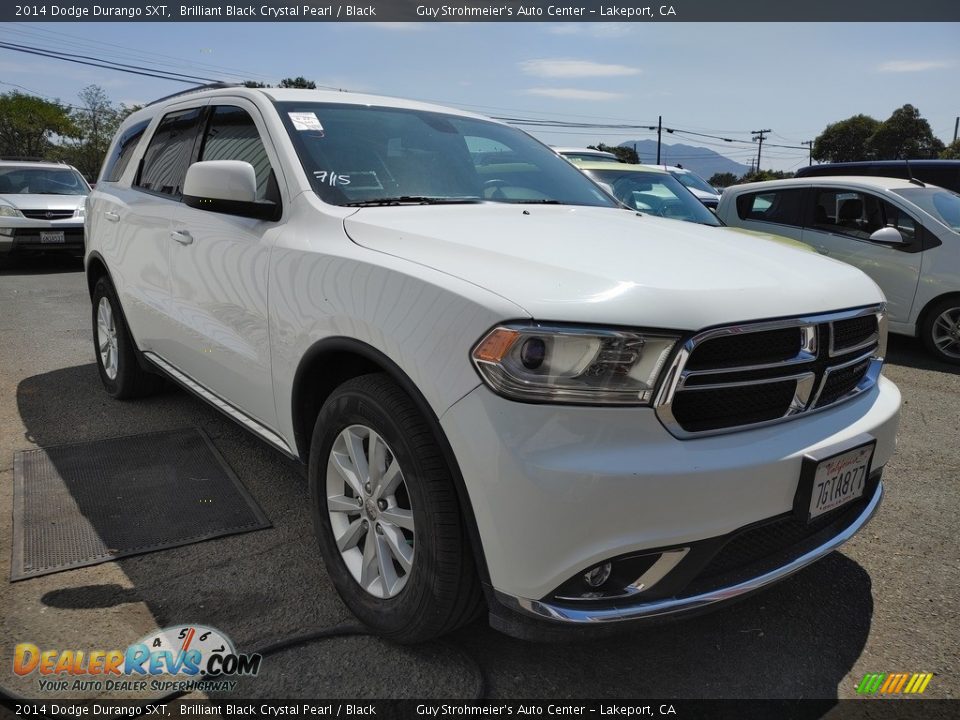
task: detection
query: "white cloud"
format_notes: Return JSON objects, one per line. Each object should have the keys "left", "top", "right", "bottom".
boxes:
{"left": 878, "top": 60, "right": 953, "bottom": 72}
{"left": 524, "top": 87, "right": 626, "bottom": 101}
{"left": 520, "top": 58, "right": 641, "bottom": 78}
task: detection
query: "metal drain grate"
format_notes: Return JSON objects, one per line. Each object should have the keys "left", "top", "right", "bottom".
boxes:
{"left": 11, "top": 427, "right": 271, "bottom": 580}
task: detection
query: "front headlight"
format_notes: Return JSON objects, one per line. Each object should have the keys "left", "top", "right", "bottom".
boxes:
{"left": 74, "top": 206, "right": 86, "bottom": 219}
{"left": 472, "top": 323, "right": 678, "bottom": 405}
{"left": 0, "top": 202, "right": 24, "bottom": 218}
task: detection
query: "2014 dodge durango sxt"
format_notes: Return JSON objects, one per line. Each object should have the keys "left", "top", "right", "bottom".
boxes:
{"left": 85, "top": 85, "right": 901, "bottom": 642}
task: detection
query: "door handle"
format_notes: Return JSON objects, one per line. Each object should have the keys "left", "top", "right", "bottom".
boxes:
{"left": 170, "top": 230, "right": 194, "bottom": 246}
{"left": 104, "top": 211, "right": 119, "bottom": 223}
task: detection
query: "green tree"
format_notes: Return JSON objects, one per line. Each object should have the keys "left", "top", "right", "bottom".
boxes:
{"left": 708, "top": 172, "right": 738, "bottom": 188}
{"left": 278, "top": 76, "right": 317, "bottom": 89}
{"left": 812, "top": 114, "right": 880, "bottom": 163}
{"left": 739, "top": 169, "right": 795, "bottom": 183}
{"left": 588, "top": 143, "right": 638, "bottom": 164}
{"left": 867, "top": 104, "right": 945, "bottom": 159}
{"left": 58, "top": 85, "right": 127, "bottom": 180}
{"left": 244, "top": 81, "right": 269, "bottom": 88}
{"left": 940, "top": 139, "right": 960, "bottom": 159}
{"left": 0, "top": 91, "right": 77, "bottom": 159}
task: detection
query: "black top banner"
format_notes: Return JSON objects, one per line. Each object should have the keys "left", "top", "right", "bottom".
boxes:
{"left": 3, "top": 0, "right": 960, "bottom": 23}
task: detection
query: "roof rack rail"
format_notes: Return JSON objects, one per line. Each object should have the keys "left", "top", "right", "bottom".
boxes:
{"left": 145, "top": 81, "right": 245, "bottom": 108}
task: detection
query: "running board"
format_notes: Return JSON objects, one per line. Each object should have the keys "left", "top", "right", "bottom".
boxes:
{"left": 143, "top": 351, "right": 296, "bottom": 459}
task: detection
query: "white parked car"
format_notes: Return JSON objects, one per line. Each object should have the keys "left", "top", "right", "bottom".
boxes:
{"left": 660, "top": 166, "right": 722, "bottom": 209}
{"left": 0, "top": 159, "right": 89, "bottom": 261}
{"left": 554, "top": 146, "right": 621, "bottom": 163}
{"left": 86, "top": 85, "right": 901, "bottom": 641}
{"left": 717, "top": 176, "right": 960, "bottom": 364}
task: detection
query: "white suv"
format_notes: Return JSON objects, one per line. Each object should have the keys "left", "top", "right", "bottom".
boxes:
{"left": 86, "top": 86, "right": 901, "bottom": 642}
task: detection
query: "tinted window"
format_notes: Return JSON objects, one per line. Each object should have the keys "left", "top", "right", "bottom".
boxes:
{"left": 735, "top": 189, "right": 804, "bottom": 226}
{"left": 812, "top": 189, "right": 917, "bottom": 243}
{"left": 136, "top": 107, "right": 204, "bottom": 197}
{"left": 199, "top": 105, "right": 277, "bottom": 203}
{"left": 585, "top": 168, "right": 720, "bottom": 226}
{"left": 102, "top": 119, "right": 149, "bottom": 183}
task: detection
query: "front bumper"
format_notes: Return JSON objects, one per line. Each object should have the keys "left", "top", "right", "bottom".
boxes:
{"left": 0, "top": 221, "right": 84, "bottom": 254}
{"left": 440, "top": 375, "right": 900, "bottom": 631}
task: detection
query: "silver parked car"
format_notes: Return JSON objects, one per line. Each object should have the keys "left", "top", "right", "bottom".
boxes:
{"left": 0, "top": 159, "right": 89, "bottom": 261}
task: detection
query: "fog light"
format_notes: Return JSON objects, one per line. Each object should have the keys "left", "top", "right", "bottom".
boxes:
{"left": 583, "top": 562, "right": 612, "bottom": 588}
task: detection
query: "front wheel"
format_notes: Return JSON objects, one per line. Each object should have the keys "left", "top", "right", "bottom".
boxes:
{"left": 920, "top": 297, "right": 960, "bottom": 365}
{"left": 91, "top": 276, "right": 164, "bottom": 398}
{"left": 308, "top": 373, "right": 482, "bottom": 642}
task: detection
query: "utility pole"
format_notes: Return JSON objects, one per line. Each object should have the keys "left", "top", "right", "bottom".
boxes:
{"left": 752, "top": 129, "right": 771, "bottom": 174}
{"left": 656, "top": 116, "right": 662, "bottom": 165}
{"left": 954, "top": 117, "right": 958, "bottom": 144}
{"left": 802, "top": 140, "right": 813, "bottom": 166}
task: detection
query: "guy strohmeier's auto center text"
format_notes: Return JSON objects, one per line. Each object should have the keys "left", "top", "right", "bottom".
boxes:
{"left": 14, "top": 3, "right": 679, "bottom": 19}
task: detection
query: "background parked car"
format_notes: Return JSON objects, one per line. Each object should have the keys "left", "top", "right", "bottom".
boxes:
{"left": 554, "top": 147, "right": 621, "bottom": 163}
{"left": 576, "top": 161, "right": 810, "bottom": 251}
{"left": 0, "top": 158, "right": 89, "bottom": 262}
{"left": 717, "top": 176, "right": 960, "bottom": 363}
{"left": 796, "top": 160, "right": 960, "bottom": 195}
{"left": 660, "top": 165, "right": 722, "bottom": 209}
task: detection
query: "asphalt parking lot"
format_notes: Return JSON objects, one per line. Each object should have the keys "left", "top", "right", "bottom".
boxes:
{"left": 1, "top": 256, "right": 957, "bottom": 702}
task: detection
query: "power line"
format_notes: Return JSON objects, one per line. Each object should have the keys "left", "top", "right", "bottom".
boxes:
{"left": 0, "top": 41, "right": 220, "bottom": 83}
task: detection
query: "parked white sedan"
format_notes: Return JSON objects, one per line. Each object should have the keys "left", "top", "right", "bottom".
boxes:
{"left": 717, "top": 176, "right": 960, "bottom": 364}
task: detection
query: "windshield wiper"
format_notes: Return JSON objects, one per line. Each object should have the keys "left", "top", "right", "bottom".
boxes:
{"left": 505, "top": 199, "right": 564, "bottom": 205}
{"left": 343, "top": 196, "right": 482, "bottom": 207}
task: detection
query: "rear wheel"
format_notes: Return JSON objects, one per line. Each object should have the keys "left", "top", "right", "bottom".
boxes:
{"left": 91, "top": 276, "right": 164, "bottom": 398}
{"left": 921, "top": 297, "right": 960, "bottom": 365}
{"left": 308, "top": 373, "right": 482, "bottom": 642}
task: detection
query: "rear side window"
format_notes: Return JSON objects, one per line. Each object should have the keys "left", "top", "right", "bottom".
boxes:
{"left": 101, "top": 119, "right": 150, "bottom": 183}
{"left": 135, "top": 107, "right": 204, "bottom": 197}
{"left": 812, "top": 189, "right": 918, "bottom": 243}
{"left": 735, "top": 189, "right": 805, "bottom": 227}
{"left": 199, "top": 105, "right": 277, "bottom": 203}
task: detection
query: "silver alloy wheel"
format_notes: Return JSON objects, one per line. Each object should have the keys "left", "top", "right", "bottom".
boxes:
{"left": 326, "top": 424, "right": 414, "bottom": 599}
{"left": 96, "top": 296, "right": 119, "bottom": 380}
{"left": 932, "top": 306, "right": 960, "bottom": 359}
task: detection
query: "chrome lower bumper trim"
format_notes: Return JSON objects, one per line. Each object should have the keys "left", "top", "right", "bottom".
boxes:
{"left": 504, "top": 481, "right": 883, "bottom": 625}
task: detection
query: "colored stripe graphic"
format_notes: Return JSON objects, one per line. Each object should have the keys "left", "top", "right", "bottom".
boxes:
{"left": 858, "top": 672, "right": 933, "bottom": 694}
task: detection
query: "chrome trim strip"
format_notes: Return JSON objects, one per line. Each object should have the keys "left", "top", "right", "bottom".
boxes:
{"left": 678, "top": 371, "right": 813, "bottom": 392}
{"left": 629, "top": 547, "right": 690, "bottom": 593}
{"left": 501, "top": 482, "right": 883, "bottom": 625}
{"left": 654, "top": 305, "right": 884, "bottom": 439}
{"left": 143, "top": 351, "right": 295, "bottom": 457}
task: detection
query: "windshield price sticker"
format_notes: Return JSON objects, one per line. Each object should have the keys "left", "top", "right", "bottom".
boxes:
{"left": 289, "top": 112, "right": 324, "bottom": 134}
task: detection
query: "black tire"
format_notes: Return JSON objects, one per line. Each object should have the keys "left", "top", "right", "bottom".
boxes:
{"left": 91, "top": 276, "right": 164, "bottom": 399}
{"left": 308, "top": 373, "right": 483, "bottom": 643}
{"left": 920, "top": 296, "right": 960, "bottom": 366}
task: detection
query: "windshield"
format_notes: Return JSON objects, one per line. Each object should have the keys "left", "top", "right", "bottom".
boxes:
{"left": 275, "top": 102, "right": 616, "bottom": 208}
{"left": 0, "top": 167, "right": 89, "bottom": 196}
{"left": 585, "top": 168, "right": 721, "bottom": 226}
{"left": 669, "top": 169, "right": 717, "bottom": 196}
{"left": 892, "top": 188, "right": 960, "bottom": 232}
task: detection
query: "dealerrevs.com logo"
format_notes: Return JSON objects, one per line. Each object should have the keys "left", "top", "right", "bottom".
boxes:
{"left": 14, "top": 625, "right": 261, "bottom": 693}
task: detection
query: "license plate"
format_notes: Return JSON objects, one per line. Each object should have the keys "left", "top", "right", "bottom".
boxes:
{"left": 808, "top": 443, "right": 874, "bottom": 520}
{"left": 40, "top": 231, "right": 65, "bottom": 244}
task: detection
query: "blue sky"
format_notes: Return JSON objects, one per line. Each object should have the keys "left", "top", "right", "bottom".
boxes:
{"left": 1, "top": 21, "right": 957, "bottom": 171}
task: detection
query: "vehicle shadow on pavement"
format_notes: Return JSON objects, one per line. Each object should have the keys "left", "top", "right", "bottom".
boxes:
{"left": 886, "top": 335, "right": 960, "bottom": 375}
{"left": 0, "top": 255, "right": 84, "bottom": 276}
{"left": 16, "top": 363, "right": 875, "bottom": 701}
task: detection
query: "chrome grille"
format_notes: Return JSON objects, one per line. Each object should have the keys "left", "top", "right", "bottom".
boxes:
{"left": 20, "top": 209, "right": 75, "bottom": 220}
{"left": 655, "top": 306, "right": 885, "bottom": 437}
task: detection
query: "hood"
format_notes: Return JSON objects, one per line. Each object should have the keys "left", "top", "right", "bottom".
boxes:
{"left": 725, "top": 226, "right": 814, "bottom": 252}
{"left": 343, "top": 204, "right": 884, "bottom": 330}
{"left": 0, "top": 193, "right": 85, "bottom": 211}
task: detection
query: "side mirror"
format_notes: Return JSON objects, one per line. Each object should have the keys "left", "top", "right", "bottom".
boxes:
{"left": 868, "top": 226, "right": 906, "bottom": 245}
{"left": 183, "top": 160, "right": 279, "bottom": 221}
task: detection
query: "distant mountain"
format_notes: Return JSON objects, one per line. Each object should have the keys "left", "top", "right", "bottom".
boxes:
{"left": 618, "top": 140, "right": 750, "bottom": 180}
